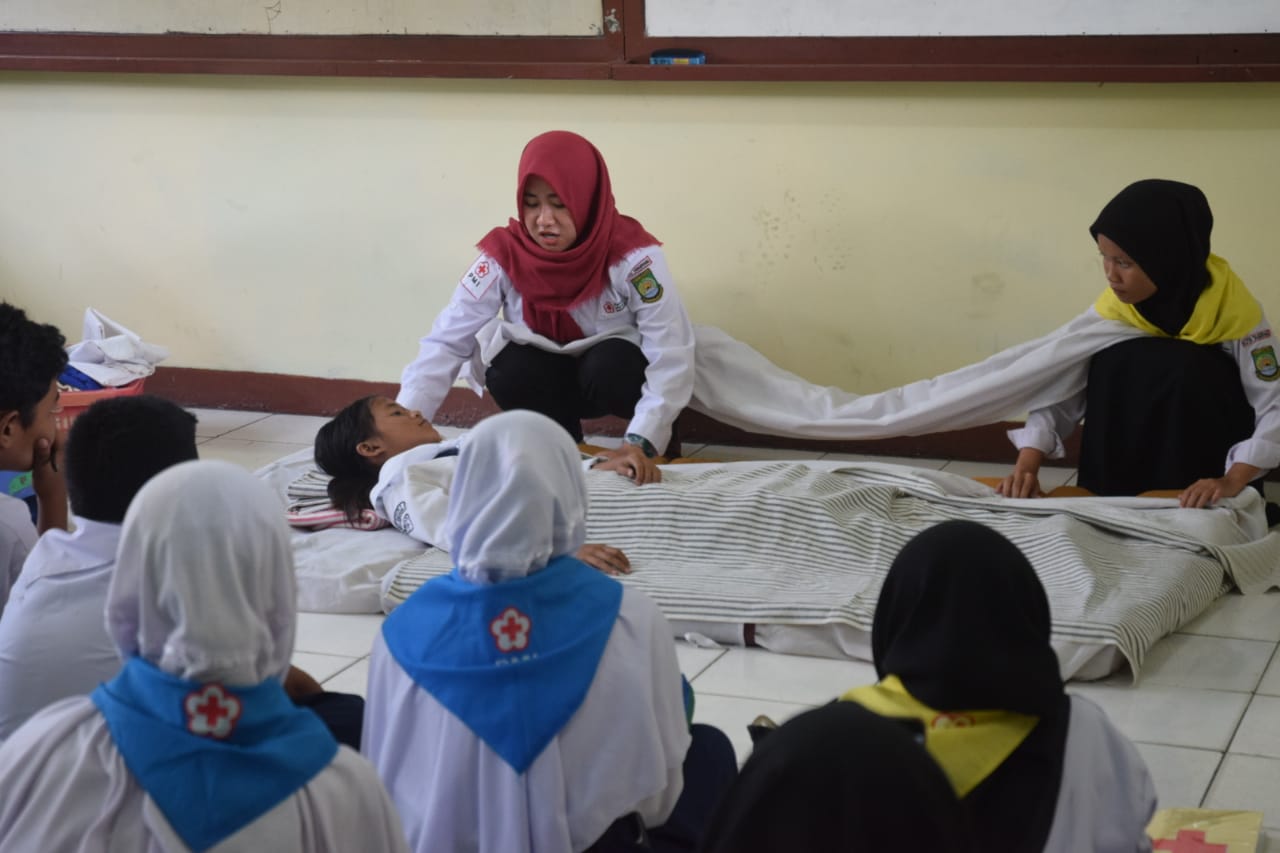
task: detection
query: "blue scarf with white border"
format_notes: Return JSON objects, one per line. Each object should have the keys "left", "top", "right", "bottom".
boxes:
{"left": 91, "top": 656, "right": 338, "bottom": 852}
{"left": 382, "top": 554, "right": 622, "bottom": 774}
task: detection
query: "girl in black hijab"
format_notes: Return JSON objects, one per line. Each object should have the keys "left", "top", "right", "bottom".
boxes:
{"left": 843, "top": 521, "right": 1156, "bottom": 853}
{"left": 698, "top": 701, "right": 970, "bottom": 853}
{"left": 999, "top": 180, "right": 1279, "bottom": 510}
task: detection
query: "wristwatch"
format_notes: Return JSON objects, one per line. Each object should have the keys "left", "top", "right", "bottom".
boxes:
{"left": 623, "top": 433, "right": 658, "bottom": 458}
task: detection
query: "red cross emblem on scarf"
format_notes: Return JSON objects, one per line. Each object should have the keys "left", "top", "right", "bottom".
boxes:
{"left": 184, "top": 684, "right": 243, "bottom": 739}
{"left": 490, "top": 606, "right": 532, "bottom": 653}
{"left": 1154, "top": 830, "right": 1227, "bottom": 853}
{"left": 929, "top": 712, "right": 976, "bottom": 730}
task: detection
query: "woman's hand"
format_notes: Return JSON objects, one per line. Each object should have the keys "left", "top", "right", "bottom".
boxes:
{"left": 1179, "top": 463, "right": 1259, "bottom": 508}
{"left": 996, "top": 447, "right": 1046, "bottom": 499}
{"left": 575, "top": 543, "right": 632, "bottom": 575}
{"left": 595, "top": 443, "right": 662, "bottom": 485}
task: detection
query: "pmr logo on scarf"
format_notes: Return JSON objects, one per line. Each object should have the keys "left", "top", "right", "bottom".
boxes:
{"left": 629, "top": 269, "right": 664, "bottom": 303}
{"left": 490, "top": 606, "right": 532, "bottom": 653}
{"left": 929, "top": 712, "right": 976, "bottom": 730}
{"left": 1252, "top": 345, "right": 1280, "bottom": 381}
{"left": 184, "top": 684, "right": 243, "bottom": 739}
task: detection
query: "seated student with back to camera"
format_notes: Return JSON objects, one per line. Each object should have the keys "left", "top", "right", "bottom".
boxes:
{"left": 0, "top": 395, "right": 365, "bottom": 747}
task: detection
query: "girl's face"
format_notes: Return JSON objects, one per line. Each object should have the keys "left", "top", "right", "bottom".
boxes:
{"left": 357, "top": 397, "right": 442, "bottom": 462}
{"left": 522, "top": 175, "right": 578, "bottom": 252}
{"left": 1096, "top": 234, "right": 1158, "bottom": 305}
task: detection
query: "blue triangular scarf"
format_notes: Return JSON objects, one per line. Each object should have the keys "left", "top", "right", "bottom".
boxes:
{"left": 91, "top": 657, "right": 338, "bottom": 852}
{"left": 382, "top": 555, "right": 622, "bottom": 774}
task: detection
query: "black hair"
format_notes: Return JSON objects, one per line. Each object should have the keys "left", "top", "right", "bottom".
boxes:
{"left": 0, "top": 302, "right": 68, "bottom": 426}
{"left": 64, "top": 394, "right": 199, "bottom": 523}
{"left": 314, "top": 395, "right": 380, "bottom": 523}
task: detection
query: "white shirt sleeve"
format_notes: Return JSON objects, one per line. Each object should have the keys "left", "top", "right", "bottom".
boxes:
{"left": 617, "top": 249, "right": 696, "bottom": 454}
{"left": 1226, "top": 315, "right": 1280, "bottom": 474}
{"left": 397, "top": 256, "right": 507, "bottom": 418}
{"left": 1007, "top": 390, "right": 1086, "bottom": 460}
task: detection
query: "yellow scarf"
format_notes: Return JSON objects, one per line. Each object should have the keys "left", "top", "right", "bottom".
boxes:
{"left": 841, "top": 676, "right": 1038, "bottom": 798}
{"left": 1093, "top": 254, "right": 1260, "bottom": 344}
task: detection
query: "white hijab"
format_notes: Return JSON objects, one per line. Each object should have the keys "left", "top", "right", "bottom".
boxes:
{"left": 106, "top": 459, "right": 297, "bottom": 685}
{"left": 446, "top": 410, "right": 587, "bottom": 584}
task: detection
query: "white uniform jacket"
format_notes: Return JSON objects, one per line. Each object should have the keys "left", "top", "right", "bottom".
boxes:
{"left": 1010, "top": 310, "right": 1280, "bottom": 474}
{"left": 397, "top": 246, "right": 695, "bottom": 454}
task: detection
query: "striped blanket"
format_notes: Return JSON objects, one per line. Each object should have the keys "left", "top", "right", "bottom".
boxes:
{"left": 285, "top": 470, "right": 388, "bottom": 531}
{"left": 383, "top": 461, "right": 1280, "bottom": 679}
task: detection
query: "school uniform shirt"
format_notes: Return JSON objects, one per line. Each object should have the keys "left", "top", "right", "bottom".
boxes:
{"left": 397, "top": 246, "right": 695, "bottom": 455}
{"left": 368, "top": 437, "right": 611, "bottom": 548}
{"left": 0, "top": 492, "right": 36, "bottom": 613}
{"left": 365, "top": 581, "right": 689, "bottom": 853}
{"left": 1042, "top": 695, "right": 1156, "bottom": 853}
{"left": 1010, "top": 309, "right": 1280, "bottom": 473}
{"left": 0, "top": 517, "right": 121, "bottom": 741}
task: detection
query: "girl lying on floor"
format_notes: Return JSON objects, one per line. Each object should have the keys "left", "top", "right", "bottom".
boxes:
{"left": 315, "top": 394, "right": 636, "bottom": 574}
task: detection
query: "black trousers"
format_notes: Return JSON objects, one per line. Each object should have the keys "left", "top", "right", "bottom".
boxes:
{"left": 485, "top": 339, "right": 650, "bottom": 443}
{"left": 1078, "top": 337, "right": 1258, "bottom": 496}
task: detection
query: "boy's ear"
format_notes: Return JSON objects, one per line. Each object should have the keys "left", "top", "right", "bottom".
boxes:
{"left": 0, "top": 410, "right": 18, "bottom": 446}
{"left": 355, "top": 438, "right": 383, "bottom": 460}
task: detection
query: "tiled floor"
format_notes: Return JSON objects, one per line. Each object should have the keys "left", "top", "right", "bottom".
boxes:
{"left": 195, "top": 408, "right": 1280, "bottom": 845}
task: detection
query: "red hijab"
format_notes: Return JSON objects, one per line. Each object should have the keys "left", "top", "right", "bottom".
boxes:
{"left": 478, "top": 131, "right": 659, "bottom": 344}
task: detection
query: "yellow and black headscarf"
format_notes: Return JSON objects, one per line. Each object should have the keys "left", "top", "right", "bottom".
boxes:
{"left": 845, "top": 521, "right": 1070, "bottom": 853}
{"left": 1090, "top": 179, "right": 1260, "bottom": 341}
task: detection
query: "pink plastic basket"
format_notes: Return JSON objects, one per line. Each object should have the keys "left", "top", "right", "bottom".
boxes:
{"left": 55, "top": 379, "right": 147, "bottom": 433}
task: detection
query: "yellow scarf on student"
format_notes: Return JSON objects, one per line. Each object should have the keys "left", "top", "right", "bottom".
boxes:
{"left": 841, "top": 676, "right": 1038, "bottom": 798}
{"left": 1093, "top": 254, "right": 1261, "bottom": 344}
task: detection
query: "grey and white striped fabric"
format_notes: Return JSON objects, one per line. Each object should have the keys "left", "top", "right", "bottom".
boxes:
{"left": 382, "top": 461, "right": 1280, "bottom": 678}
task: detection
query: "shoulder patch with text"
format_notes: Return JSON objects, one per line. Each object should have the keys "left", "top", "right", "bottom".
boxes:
{"left": 629, "top": 267, "right": 664, "bottom": 304}
{"left": 460, "top": 257, "right": 498, "bottom": 301}
{"left": 1241, "top": 328, "right": 1273, "bottom": 348}
{"left": 1252, "top": 345, "right": 1279, "bottom": 381}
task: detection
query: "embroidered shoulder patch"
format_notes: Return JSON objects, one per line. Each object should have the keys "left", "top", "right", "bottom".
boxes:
{"left": 460, "top": 256, "right": 498, "bottom": 301}
{"left": 1252, "top": 345, "right": 1279, "bottom": 381}
{"left": 629, "top": 268, "right": 663, "bottom": 304}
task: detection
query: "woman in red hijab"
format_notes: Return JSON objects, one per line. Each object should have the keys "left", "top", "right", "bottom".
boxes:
{"left": 396, "top": 131, "right": 695, "bottom": 484}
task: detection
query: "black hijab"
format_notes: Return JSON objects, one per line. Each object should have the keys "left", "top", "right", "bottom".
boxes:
{"left": 699, "top": 702, "right": 971, "bottom": 853}
{"left": 1089, "top": 178, "right": 1214, "bottom": 336}
{"left": 872, "top": 521, "right": 1071, "bottom": 853}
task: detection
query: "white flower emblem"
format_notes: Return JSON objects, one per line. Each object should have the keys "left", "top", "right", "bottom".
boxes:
{"left": 184, "top": 684, "right": 243, "bottom": 739}
{"left": 490, "top": 606, "right": 532, "bottom": 653}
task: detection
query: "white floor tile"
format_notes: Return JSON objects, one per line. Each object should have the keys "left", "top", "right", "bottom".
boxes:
{"left": 1262, "top": 828, "right": 1280, "bottom": 852}
{"left": 1135, "top": 634, "right": 1274, "bottom": 693}
{"left": 1179, "top": 592, "right": 1280, "bottom": 643}
{"left": 1265, "top": 481, "right": 1280, "bottom": 505}
{"left": 291, "top": 651, "right": 362, "bottom": 683}
{"left": 691, "top": 693, "right": 813, "bottom": 766}
{"left": 1258, "top": 651, "right": 1280, "bottom": 698}
{"left": 294, "top": 612, "right": 385, "bottom": 657}
{"left": 818, "top": 453, "right": 947, "bottom": 470}
{"left": 675, "top": 644, "right": 726, "bottom": 681}
{"left": 685, "top": 444, "right": 826, "bottom": 463}
{"left": 1230, "top": 695, "right": 1280, "bottom": 759}
{"left": 1203, "top": 753, "right": 1280, "bottom": 829}
{"left": 188, "top": 407, "right": 269, "bottom": 438}
{"left": 1067, "top": 683, "right": 1249, "bottom": 751}
{"left": 223, "top": 413, "right": 331, "bottom": 444}
{"left": 321, "top": 658, "right": 370, "bottom": 698}
{"left": 692, "top": 647, "right": 876, "bottom": 705}
{"left": 197, "top": 437, "right": 310, "bottom": 472}
{"left": 939, "top": 460, "right": 1076, "bottom": 491}
{"left": 1132, "top": 742, "right": 1221, "bottom": 809}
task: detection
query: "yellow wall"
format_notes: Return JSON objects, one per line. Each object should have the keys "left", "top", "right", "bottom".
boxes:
{"left": 2, "top": 73, "right": 1278, "bottom": 392}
